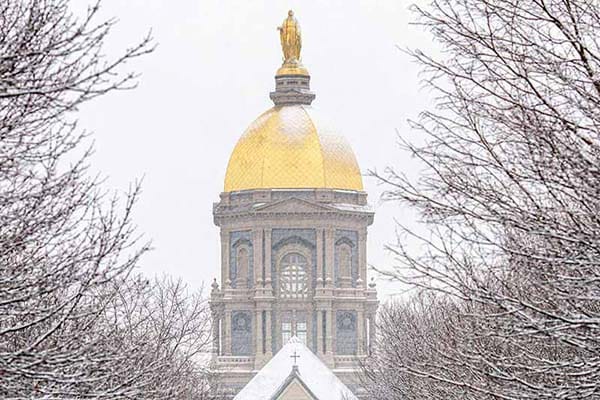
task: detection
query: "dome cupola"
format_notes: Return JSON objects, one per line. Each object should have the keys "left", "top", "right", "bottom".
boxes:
{"left": 224, "top": 11, "right": 363, "bottom": 193}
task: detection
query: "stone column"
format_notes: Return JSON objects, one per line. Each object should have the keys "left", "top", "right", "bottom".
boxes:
{"left": 316, "top": 310, "right": 324, "bottom": 354}
{"left": 265, "top": 310, "right": 273, "bottom": 357}
{"left": 211, "top": 314, "right": 220, "bottom": 356}
{"left": 255, "top": 310, "right": 262, "bottom": 354}
{"left": 326, "top": 309, "right": 334, "bottom": 357}
{"left": 253, "top": 229, "right": 263, "bottom": 287}
{"left": 325, "top": 228, "right": 335, "bottom": 287}
{"left": 368, "top": 313, "right": 376, "bottom": 355}
{"left": 358, "top": 227, "right": 367, "bottom": 284}
{"left": 221, "top": 229, "right": 230, "bottom": 287}
{"left": 357, "top": 310, "right": 365, "bottom": 355}
{"left": 254, "top": 309, "right": 263, "bottom": 368}
{"left": 316, "top": 229, "right": 324, "bottom": 286}
{"left": 223, "top": 310, "right": 232, "bottom": 355}
{"left": 264, "top": 228, "right": 272, "bottom": 290}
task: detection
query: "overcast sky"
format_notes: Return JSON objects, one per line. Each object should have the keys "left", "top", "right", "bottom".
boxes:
{"left": 76, "top": 0, "right": 438, "bottom": 299}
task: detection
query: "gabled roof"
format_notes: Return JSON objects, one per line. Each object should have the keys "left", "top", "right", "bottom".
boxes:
{"left": 270, "top": 366, "right": 319, "bottom": 400}
{"left": 233, "top": 337, "right": 358, "bottom": 400}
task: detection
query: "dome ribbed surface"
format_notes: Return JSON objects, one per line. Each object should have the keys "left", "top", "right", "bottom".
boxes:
{"left": 224, "top": 105, "right": 363, "bottom": 192}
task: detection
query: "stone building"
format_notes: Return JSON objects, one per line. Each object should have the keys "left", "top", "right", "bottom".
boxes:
{"left": 209, "top": 10, "right": 378, "bottom": 399}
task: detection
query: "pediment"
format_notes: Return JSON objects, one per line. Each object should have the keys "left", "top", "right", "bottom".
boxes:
{"left": 253, "top": 197, "right": 334, "bottom": 215}
{"left": 275, "top": 377, "right": 318, "bottom": 400}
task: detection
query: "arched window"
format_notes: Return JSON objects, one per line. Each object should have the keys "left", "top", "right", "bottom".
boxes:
{"left": 339, "top": 244, "right": 352, "bottom": 278}
{"left": 236, "top": 247, "right": 249, "bottom": 288}
{"left": 279, "top": 252, "right": 308, "bottom": 299}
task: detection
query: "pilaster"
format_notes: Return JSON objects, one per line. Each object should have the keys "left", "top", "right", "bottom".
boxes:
{"left": 357, "top": 309, "right": 365, "bottom": 355}
{"left": 324, "top": 228, "right": 335, "bottom": 288}
{"left": 254, "top": 310, "right": 262, "bottom": 369}
{"left": 325, "top": 308, "right": 334, "bottom": 361}
{"left": 253, "top": 229, "right": 263, "bottom": 287}
{"left": 368, "top": 313, "right": 376, "bottom": 355}
{"left": 265, "top": 309, "right": 273, "bottom": 358}
{"left": 223, "top": 309, "right": 232, "bottom": 356}
{"left": 316, "top": 310, "right": 323, "bottom": 355}
{"left": 211, "top": 312, "right": 221, "bottom": 356}
{"left": 358, "top": 227, "right": 367, "bottom": 284}
{"left": 264, "top": 228, "right": 272, "bottom": 290}
{"left": 316, "top": 228, "right": 324, "bottom": 287}
{"left": 221, "top": 229, "right": 230, "bottom": 287}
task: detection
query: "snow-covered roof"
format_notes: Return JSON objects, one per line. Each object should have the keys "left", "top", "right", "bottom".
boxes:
{"left": 233, "top": 336, "right": 358, "bottom": 400}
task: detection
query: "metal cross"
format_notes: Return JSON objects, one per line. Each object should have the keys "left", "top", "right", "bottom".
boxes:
{"left": 290, "top": 350, "right": 300, "bottom": 365}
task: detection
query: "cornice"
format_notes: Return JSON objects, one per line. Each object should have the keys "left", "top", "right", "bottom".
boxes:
{"left": 214, "top": 206, "right": 374, "bottom": 227}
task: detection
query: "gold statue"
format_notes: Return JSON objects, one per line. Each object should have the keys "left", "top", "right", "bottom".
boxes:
{"left": 278, "top": 10, "right": 302, "bottom": 63}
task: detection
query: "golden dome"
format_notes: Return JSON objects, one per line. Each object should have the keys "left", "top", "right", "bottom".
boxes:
{"left": 224, "top": 105, "right": 363, "bottom": 192}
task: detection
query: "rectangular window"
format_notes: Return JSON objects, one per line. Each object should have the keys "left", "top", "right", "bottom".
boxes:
{"left": 297, "top": 322, "right": 307, "bottom": 346}
{"left": 282, "top": 322, "right": 292, "bottom": 345}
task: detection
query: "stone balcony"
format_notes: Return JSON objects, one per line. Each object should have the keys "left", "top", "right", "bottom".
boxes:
{"left": 215, "top": 356, "right": 255, "bottom": 370}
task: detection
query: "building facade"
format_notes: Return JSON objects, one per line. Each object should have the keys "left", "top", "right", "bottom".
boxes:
{"left": 209, "top": 11, "right": 378, "bottom": 399}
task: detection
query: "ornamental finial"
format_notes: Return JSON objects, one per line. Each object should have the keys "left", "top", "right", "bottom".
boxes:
{"left": 278, "top": 10, "right": 302, "bottom": 63}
